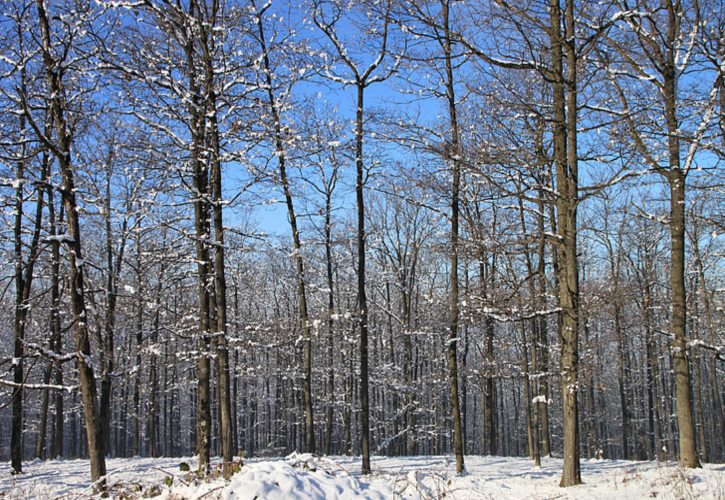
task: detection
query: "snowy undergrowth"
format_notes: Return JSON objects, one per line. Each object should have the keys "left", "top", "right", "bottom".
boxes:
{"left": 1, "top": 454, "right": 722, "bottom": 499}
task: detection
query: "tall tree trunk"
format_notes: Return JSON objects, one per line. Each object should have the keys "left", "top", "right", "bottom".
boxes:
{"left": 667, "top": 168, "right": 700, "bottom": 468}
{"left": 200, "top": 11, "right": 235, "bottom": 471}
{"left": 441, "top": 0, "right": 465, "bottom": 474}
{"left": 48, "top": 188, "right": 64, "bottom": 459}
{"left": 311, "top": 0, "right": 394, "bottom": 469}
{"left": 324, "top": 192, "right": 336, "bottom": 456}
{"left": 662, "top": 0, "right": 700, "bottom": 465}
{"left": 253, "top": 0, "right": 314, "bottom": 454}
{"left": 11, "top": 38, "right": 46, "bottom": 473}
{"left": 180, "top": 7, "right": 213, "bottom": 471}
{"left": 211, "top": 130, "right": 234, "bottom": 472}
{"left": 550, "top": 0, "right": 581, "bottom": 486}
{"left": 355, "top": 83, "right": 372, "bottom": 474}
{"left": 276, "top": 113, "right": 315, "bottom": 455}
{"left": 194, "top": 164, "right": 213, "bottom": 472}
{"left": 192, "top": 152, "right": 212, "bottom": 472}
{"left": 34, "top": 0, "right": 106, "bottom": 485}
{"left": 11, "top": 164, "right": 28, "bottom": 473}
{"left": 55, "top": 78, "right": 106, "bottom": 486}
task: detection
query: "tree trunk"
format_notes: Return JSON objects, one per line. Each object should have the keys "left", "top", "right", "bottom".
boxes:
{"left": 661, "top": 1, "right": 700, "bottom": 463}
{"left": 180, "top": 12, "right": 213, "bottom": 471}
{"left": 324, "top": 193, "right": 336, "bottom": 456}
{"left": 355, "top": 83, "right": 372, "bottom": 474}
{"left": 48, "top": 188, "right": 64, "bottom": 459}
{"left": 202, "top": 18, "right": 235, "bottom": 470}
{"left": 253, "top": 1, "right": 314, "bottom": 455}
{"left": 10, "top": 86, "right": 27, "bottom": 478}
{"left": 192, "top": 151, "right": 212, "bottom": 473}
{"left": 667, "top": 169, "right": 700, "bottom": 467}
{"left": 211, "top": 136, "right": 234, "bottom": 473}
{"left": 441, "top": 0, "right": 465, "bottom": 474}
{"left": 12, "top": 54, "right": 46, "bottom": 474}
{"left": 551, "top": 0, "right": 581, "bottom": 486}
{"left": 35, "top": 0, "right": 106, "bottom": 486}
{"left": 11, "top": 166, "right": 26, "bottom": 473}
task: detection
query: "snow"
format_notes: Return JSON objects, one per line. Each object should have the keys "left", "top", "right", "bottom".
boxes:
{"left": 1, "top": 455, "right": 722, "bottom": 499}
{"left": 44, "top": 234, "right": 75, "bottom": 243}
{"left": 216, "top": 456, "right": 391, "bottom": 500}
{"left": 531, "top": 395, "right": 551, "bottom": 404}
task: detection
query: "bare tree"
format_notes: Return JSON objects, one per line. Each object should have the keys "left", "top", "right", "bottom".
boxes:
{"left": 25, "top": 0, "right": 107, "bottom": 486}
{"left": 8, "top": 2, "right": 47, "bottom": 471}
{"left": 606, "top": 0, "right": 722, "bottom": 468}
{"left": 312, "top": 0, "right": 400, "bottom": 473}
{"left": 251, "top": 0, "right": 315, "bottom": 453}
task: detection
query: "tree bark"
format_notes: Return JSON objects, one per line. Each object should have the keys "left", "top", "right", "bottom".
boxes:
{"left": 660, "top": 0, "right": 699, "bottom": 467}
{"left": 199, "top": 5, "right": 235, "bottom": 472}
{"left": 667, "top": 168, "right": 700, "bottom": 468}
{"left": 180, "top": 3, "right": 213, "bottom": 471}
{"left": 550, "top": 0, "right": 581, "bottom": 486}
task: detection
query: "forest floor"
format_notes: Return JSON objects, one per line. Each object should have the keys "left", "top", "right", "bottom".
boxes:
{"left": 0, "top": 453, "right": 723, "bottom": 499}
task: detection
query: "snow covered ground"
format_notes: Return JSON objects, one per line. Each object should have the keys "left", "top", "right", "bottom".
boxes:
{"left": 1, "top": 453, "right": 722, "bottom": 499}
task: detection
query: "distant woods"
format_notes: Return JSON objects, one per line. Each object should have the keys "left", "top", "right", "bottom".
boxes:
{"left": 0, "top": 0, "right": 723, "bottom": 488}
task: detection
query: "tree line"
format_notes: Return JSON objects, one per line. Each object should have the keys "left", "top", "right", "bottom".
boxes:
{"left": 0, "top": 0, "right": 722, "bottom": 491}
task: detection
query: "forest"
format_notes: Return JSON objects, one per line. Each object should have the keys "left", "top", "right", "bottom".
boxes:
{"left": 0, "top": 0, "right": 723, "bottom": 495}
